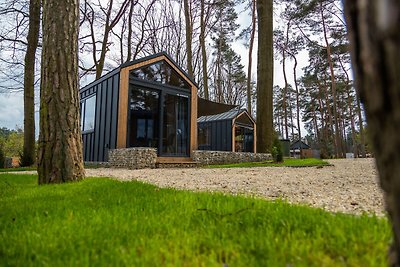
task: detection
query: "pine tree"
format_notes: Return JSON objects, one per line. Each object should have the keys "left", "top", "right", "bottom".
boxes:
{"left": 256, "top": 0, "right": 274, "bottom": 153}
{"left": 38, "top": 0, "right": 85, "bottom": 184}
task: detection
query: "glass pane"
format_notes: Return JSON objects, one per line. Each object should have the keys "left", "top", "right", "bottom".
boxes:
{"left": 198, "top": 124, "right": 211, "bottom": 150}
{"left": 244, "top": 128, "right": 254, "bottom": 152}
{"left": 235, "top": 126, "right": 254, "bottom": 152}
{"left": 235, "top": 126, "right": 244, "bottom": 152}
{"left": 83, "top": 95, "right": 96, "bottom": 131}
{"left": 129, "top": 86, "right": 160, "bottom": 148}
{"left": 80, "top": 101, "right": 85, "bottom": 131}
{"left": 130, "top": 61, "right": 191, "bottom": 89}
{"left": 162, "top": 94, "right": 189, "bottom": 155}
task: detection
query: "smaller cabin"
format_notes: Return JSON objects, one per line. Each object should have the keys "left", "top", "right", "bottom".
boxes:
{"left": 290, "top": 140, "right": 311, "bottom": 158}
{"left": 197, "top": 107, "right": 256, "bottom": 153}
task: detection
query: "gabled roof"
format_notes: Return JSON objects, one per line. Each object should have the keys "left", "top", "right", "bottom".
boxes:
{"left": 80, "top": 52, "right": 197, "bottom": 91}
{"left": 197, "top": 97, "right": 238, "bottom": 117}
{"left": 197, "top": 108, "right": 255, "bottom": 126}
{"left": 290, "top": 140, "right": 310, "bottom": 150}
{"left": 121, "top": 52, "right": 197, "bottom": 86}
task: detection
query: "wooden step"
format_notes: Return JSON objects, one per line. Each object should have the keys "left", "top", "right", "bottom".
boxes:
{"left": 155, "top": 157, "right": 203, "bottom": 168}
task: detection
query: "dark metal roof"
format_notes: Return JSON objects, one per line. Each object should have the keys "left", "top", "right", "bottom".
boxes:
{"left": 197, "top": 107, "right": 244, "bottom": 123}
{"left": 197, "top": 97, "right": 238, "bottom": 117}
{"left": 290, "top": 140, "right": 310, "bottom": 150}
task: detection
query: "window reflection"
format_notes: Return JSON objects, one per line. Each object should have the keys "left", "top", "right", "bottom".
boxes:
{"left": 130, "top": 60, "right": 191, "bottom": 89}
{"left": 162, "top": 94, "right": 189, "bottom": 155}
{"left": 80, "top": 95, "right": 96, "bottom": 132}
{"left": 129, "top": 86, "right": 160, "bottom": 148}
{"left": 235, "top": 126, "right": 254, "bottom": 152}
{"left": 198, "top": 124, "right": 211, "bottom": 150}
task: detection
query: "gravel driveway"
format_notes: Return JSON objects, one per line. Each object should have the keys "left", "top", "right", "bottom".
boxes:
{"left": 86, "top": 158, "right": 385, "bottom": 216}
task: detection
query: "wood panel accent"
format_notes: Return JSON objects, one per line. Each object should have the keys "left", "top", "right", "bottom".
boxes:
{"left": 116, "top": 68, "right": 129, "bottom": 148}
{"left": 190, "top": 86, "right": 197, "bottom": 156}
{"left": 231, "top": 119, "right": 236, "bottom": 152}
{"left": 253, "top": 124, "right": 257, "bottom": 153}
{"left": 116, "top": 55, "right": 198, "bottom": 158}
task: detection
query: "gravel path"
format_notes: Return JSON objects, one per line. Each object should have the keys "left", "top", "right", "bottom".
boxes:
{"left": 85, "top": 158, "right": 385, "bottom": 216}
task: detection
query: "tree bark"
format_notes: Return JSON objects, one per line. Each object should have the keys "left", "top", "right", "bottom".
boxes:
{"left": 256, "top": 0, "right": 273, "bottom": 153}
{"left": 183, "top": 0, "right": 194, "bottom": 78}
{"left": 290, "top": 53, "right": 302, "bottom": 156}
{"left": 246, "top": 0, "right": 256, "bottom": 114}
{"left": 356, "top": 89, "right": 366, "bottom": 157}
{"left": 216, "top": 38, "right": 223, "bottom": 103}
{"left": 339, "top": 56, "right": 358, "bottom": 157}
{"left": 345, "top": 1, "right": 400, "bottom": 265}
{"left": 320, "top": 1, "right": 341, "bottom": 158}
{"left": 22, "top": 0, "right": 40, "bottom": 167}
{"left": 282, "top": 21, "right": 290, "bottom": 139}
{"left": 38, "top": 0, "right": 85, "bottom": 184}
{"left": 200, "top": 0, "right": 209, "bottom": 99}
{"left": 126, "top": 0, "right": 134, "bottom": 62}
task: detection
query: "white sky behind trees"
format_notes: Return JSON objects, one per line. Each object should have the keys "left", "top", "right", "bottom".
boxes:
{"left": 0, "top": 1, "right": 309, "bottom": 136}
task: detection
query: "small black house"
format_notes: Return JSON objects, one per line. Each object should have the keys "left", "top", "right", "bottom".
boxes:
{"left": 197, "top": 107, "right": 256, "bottom": 152}
{"left": 290, "top": 140, "right": 311, "bottom": 158}
{"left": 79, "top": 52, "right": 198, "bottom": 162}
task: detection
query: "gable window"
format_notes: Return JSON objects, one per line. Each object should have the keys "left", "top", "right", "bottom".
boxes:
{"left": 80, "top": 95, "right": 96, "bottom": 132}
{"left": 130, "top": 60, "right": 191, "bottom": 89}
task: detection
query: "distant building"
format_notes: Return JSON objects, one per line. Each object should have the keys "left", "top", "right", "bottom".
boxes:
{"left": 197, "top": 105, "right": 256, "bottom": 153}
{"left": 290, "top": 140, "right": 320, "bottom": 158}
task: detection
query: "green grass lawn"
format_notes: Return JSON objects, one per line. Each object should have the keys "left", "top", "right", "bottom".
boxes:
{"left": 207, "top": 158, "right": 331, "bottom": 168}
{"left": 0, "top": 174, "right": 390, "bottom": 266}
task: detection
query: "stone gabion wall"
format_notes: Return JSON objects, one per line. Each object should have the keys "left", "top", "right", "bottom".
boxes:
{"left": 108, "top": 148, "right": 157, "bottom": 169}
{"left": 84, "top": 161, "right": 110, "bottom": 168}
{"left": 192, "top": 150, "right": 272, "bottom": 165}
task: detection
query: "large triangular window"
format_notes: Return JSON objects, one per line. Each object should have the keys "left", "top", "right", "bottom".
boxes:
{"left": 130, "top": 60, "right": 191, "bottom": 89}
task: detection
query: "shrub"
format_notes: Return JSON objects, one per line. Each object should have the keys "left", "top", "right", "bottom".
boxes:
{"left": 272, "top": 138, "right": 283, "bottom": 163}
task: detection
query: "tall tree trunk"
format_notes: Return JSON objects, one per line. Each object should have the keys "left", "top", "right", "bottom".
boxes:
{"left": 94, "top": 0, "right": 129, "bottom": 78}
{"left": 338, "top": 55, "right": 358, "bottom": 157}
{"left": 256, "top": 0, "right": 273, "bottom": 153}
{"left": 126, "top": 0, "right": 134, "bottom": 62}
{"left": 95, "top": 0, "right": 113, "bottom": 79}
{"left": 246, "top": 0, "right": 256, "bottom": 114}
{"left": 318, "top": 76, "right": 336, "bottom": 156}
{"left": 200, "top": 0, "right": 209, "bottom": 99}
{"left": 183, "top": 0, "right": 194, "bottom": 78}
{"left": 356, "top": 93, "right": 366, "bottom": 157}
{"left": 345, "top": 1, "right": 400, "bottom": 265}
{"left": 293, "top": 55, "right": 302, "bottom": 154}
{"left": 22, "top": 0, "right": 40, "bottom": 167}
{"left": 216, "top": 38, "right": 223, "bottom": 103}
{"left": 311, "top": 100, "right": 319, "bottom": 143}
{"left": 288, "top": 90, "right": 295, "bottom": 139}
{"left": 38, "top": 0, "right": 85, "bottom": 184}
{"left": 282, "top": 53, "right": 289, "bottom": 139}
{"left": 320, "top": 1, "right": 341, "bottom": 158}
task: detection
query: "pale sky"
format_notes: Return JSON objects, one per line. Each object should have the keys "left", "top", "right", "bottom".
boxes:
{"left": 0, "top": 3, "right": 308, "bottom": 136}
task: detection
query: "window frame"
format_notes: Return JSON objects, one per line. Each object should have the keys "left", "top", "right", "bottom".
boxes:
{"left": 80, "top": 94, "right": 97, "bottom": 133}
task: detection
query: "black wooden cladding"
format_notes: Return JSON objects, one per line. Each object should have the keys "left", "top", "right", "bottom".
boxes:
{"left": 80, "top": 72, "right": 120, "bottom": 162}
{"left": 198, "top": 120, "right": 232, "bottom": 151}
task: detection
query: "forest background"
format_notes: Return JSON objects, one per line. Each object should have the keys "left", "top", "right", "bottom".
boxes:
{"left": 0, "top": 0, "right": 364, "bottom": 159}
